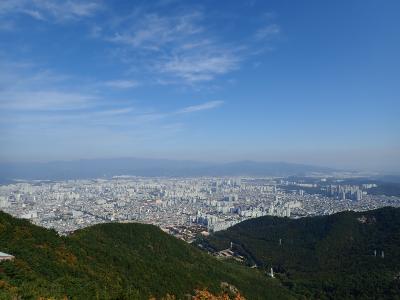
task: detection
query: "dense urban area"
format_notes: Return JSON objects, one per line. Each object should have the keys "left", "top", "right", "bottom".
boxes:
{"left": 1, "top": 175, "right": 399, "bottom": 240}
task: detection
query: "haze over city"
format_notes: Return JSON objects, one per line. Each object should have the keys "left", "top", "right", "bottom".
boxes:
{"left": 0, "top": 0, "right": 399, "bottom": 172}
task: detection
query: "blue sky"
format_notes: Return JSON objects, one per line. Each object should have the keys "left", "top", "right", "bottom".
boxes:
{"left": 0, "top": 0, "right": 399, "bottom": 171}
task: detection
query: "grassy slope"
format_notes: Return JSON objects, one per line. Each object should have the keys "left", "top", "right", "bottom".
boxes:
{"left": 0, "top": 211, "right": 294, "bottom": 300}
{"left": 201, "top": 207, "right": 400, "bottom": 299}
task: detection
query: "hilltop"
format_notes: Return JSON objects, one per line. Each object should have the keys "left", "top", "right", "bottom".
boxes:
{"left": 198, "top": 207, "right": 400, "bottom": 299}
{"left": 0, "top": 211, "right": 292, "bottom": 299}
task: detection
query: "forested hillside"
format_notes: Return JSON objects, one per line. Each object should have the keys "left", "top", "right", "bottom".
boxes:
{"left": 2, "top": 207, "right": 399, "bottom": 299}
{"left": 199, "top": 207, "right": 400, "bottom": 299}
{"left": 0, "top": 211, "right": 292, "bottom": 300}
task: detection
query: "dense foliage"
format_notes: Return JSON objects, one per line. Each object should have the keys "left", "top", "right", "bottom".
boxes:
{"left": 0, "top": 212, "right": 293, "bottom": 300}
{"left": 200, "top": 207, "right": 400, "bottom": 299}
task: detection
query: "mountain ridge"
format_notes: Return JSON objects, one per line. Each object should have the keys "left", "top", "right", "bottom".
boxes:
{"left": 198, "top": 206, "right": 400, "bottom": 299}
{"left": 1, "top": 207, "right": 400, "bottom": 298}
{"left": 0, "top": 210, "right": 293, "bottom": 299}
{"left": 0, "top": 157, "right": 336, "bottom": 181}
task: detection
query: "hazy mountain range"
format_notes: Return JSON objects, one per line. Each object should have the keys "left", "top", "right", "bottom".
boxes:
{"left": 0, "top": 158, "right": 336, "bottom": 181}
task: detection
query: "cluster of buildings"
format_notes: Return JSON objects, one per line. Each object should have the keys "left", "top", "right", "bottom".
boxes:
{"left": 325, "top": 185, "right": 364, "bottom": 201}
{"left": 0, "top": 176, "right": 399, "bottom": 240}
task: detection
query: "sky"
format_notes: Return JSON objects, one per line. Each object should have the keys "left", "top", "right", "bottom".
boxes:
{"left": 0, "top": 0, "right": 399, "bottom": 172}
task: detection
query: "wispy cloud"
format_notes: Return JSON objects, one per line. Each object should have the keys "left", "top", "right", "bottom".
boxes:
{"left": 0, "top": 90, "right": 95, "bottom": 111}
{"left": 0, "top": 0, "right": 103, "bottom": 22}
{"left": 104, "top": 79, "right": 139, "bottom": 89}
{"left": 254, "top": 24, "right": 281, "bottom": 40}
{"left": 177, "top": 100, "right": 224, "bottom": 114}
{"left": 0, "top": 62, "right": 226, "bottom": 161}
{"left": 96, "top": 6, "right": 282, "bottom": 86}
{"left": 0, "top": 62, "right": 95, "bottom": 111}
{"left": 1, "top": 2, "right": 281, "bottom": 87}
{"left": 161, "top": 53, "right": 238, "bottom": 82}
{"left": 99, "top": 10, "right": 243, "bottom": 85}
{"left": 20, "top": 9, "right": 45, "bottom": 20}
{"left": 0, "top": 60, "right": 224, "bottom": 130}
{"left": 107, "top": 12, "right": 203, "bottom": 50}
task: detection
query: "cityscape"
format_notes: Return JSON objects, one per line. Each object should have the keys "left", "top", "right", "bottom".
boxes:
{"left": 1, "top": 175, "right": 398, "bottom": 241}
{"left": 0, "top": 0, "right": 399, "bottom": 298}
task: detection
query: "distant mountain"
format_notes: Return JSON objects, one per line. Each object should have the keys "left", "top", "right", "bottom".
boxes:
{"left": 0, "top": 211, "right": 293, "bottom": 299}
{"left": 0, "top": 158, "right": 335, "bottom": 181}
{"left": 198, "top": 207, "right": 400, "bottom": 299}
{"left": 199, "top": 160, "right": 334, "bottom": 177}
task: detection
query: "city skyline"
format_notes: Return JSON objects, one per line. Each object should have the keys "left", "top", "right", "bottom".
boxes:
{"left": 1, "top": 175, "right": 397, "bottom": 235}
{"left": 0, "top": 0, "right": 399, "bottom": 172}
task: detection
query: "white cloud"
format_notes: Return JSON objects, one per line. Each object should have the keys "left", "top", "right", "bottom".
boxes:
{"left": 92, "top": 107, "right": 134, "bottom": 116}
{"left": 100, "top": 8, "right": 281, "bottom": 86}
{"left": 255, "top": 24, "right": 280, "bottom": 40}
{"left": 0, "top": 62, "right": 95, "bottom": 111}
{"left": 0, "top": 0, "right": 103, "bottom": 21}
{"left": 89, "top": 24, "right": 102, "bottom": 38}
{"left": 104, "top": 79, "right": 139, "bottom": 89}
{"left": 107, "top": 12, "right": 203, "bottom": 50}
{"left": 177, "top": 100, "right": 224, "bottom": 114}
{"left": 60, "top": 1, "right": 101, "bottom": 17}
{"left": 20, "top": 9, "right": 44, "bottom": 20}
{"left": 102, "top": 10, "right": 242, "bottom": 84}
{"left": 161, "top": 53, "right": 238, "bottom": 82}
{"left": 0, "top": 90, "right": 95, "bottom": 110}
